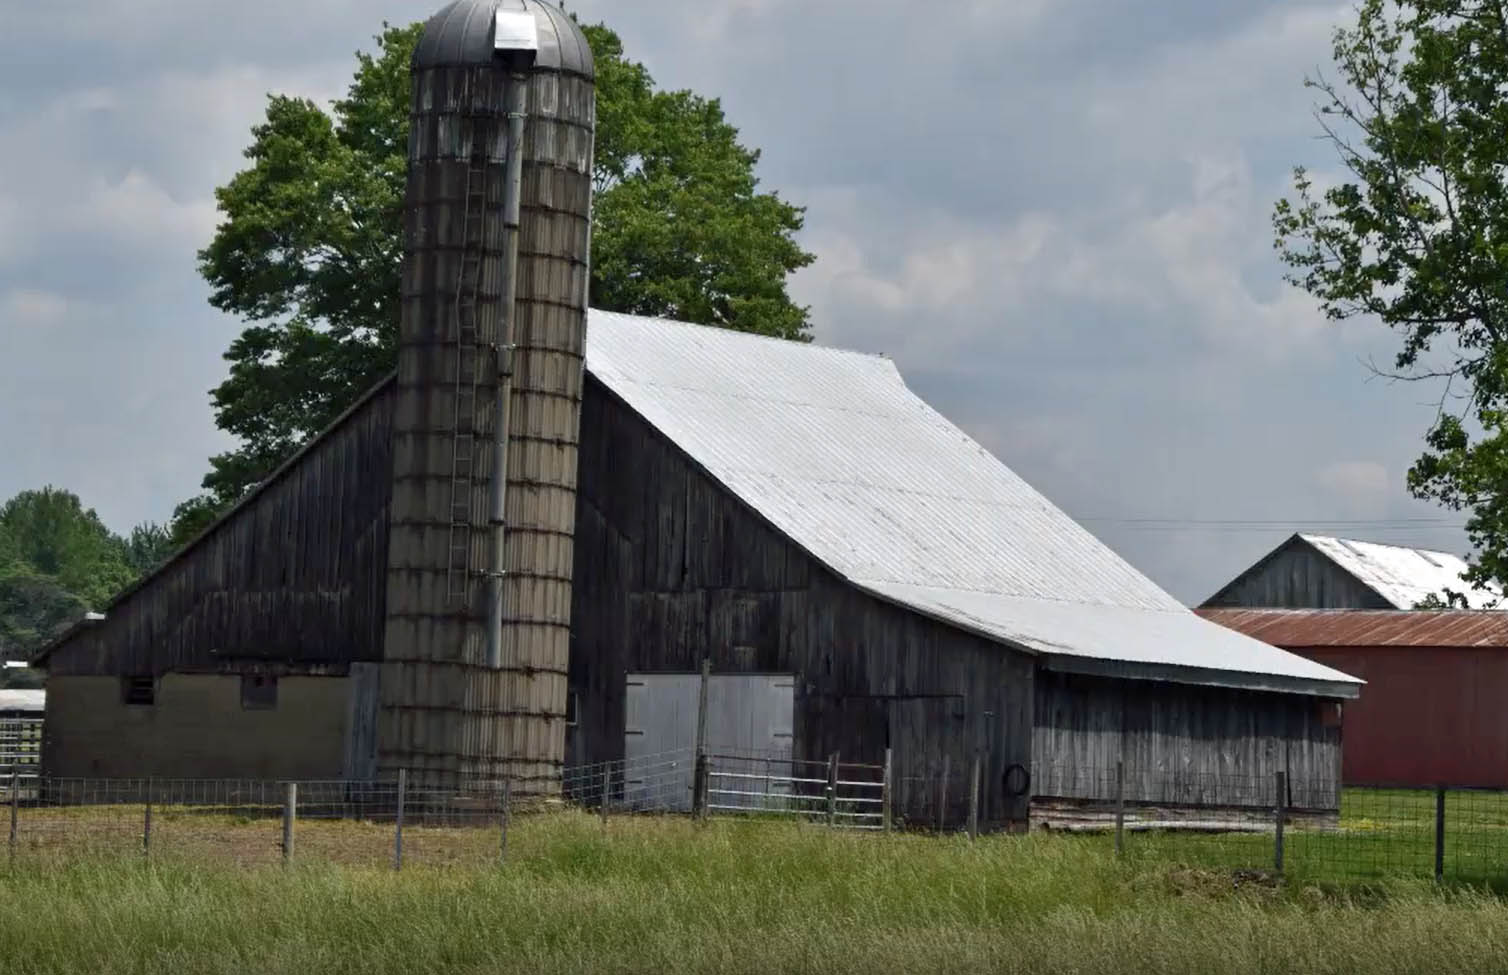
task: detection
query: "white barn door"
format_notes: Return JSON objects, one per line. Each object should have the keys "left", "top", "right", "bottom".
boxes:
{"left": 624, "top": 673, "right": 794, "bottom": 812}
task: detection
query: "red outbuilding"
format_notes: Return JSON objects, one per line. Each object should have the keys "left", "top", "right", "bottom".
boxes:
{"left": 1199, "top": 609, "right": 1508, "bottom": 789}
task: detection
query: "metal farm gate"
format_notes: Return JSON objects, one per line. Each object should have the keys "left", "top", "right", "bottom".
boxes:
{"left": 705, "top": 752, "right": 888, "bottom": 829}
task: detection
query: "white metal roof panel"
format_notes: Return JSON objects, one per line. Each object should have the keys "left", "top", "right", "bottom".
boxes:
{"left": 0, "top": 689, "right": 44, "bottom": 713}
{"left": 584, "top": 311, "right": 1361, "bottom": 694}
{"left": 1300, "top": 534, "right": 1501, "bottom": 610}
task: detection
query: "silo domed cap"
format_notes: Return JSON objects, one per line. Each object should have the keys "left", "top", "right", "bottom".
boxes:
{"left": 413, "top": 0, "right": 595, "bottom": 77}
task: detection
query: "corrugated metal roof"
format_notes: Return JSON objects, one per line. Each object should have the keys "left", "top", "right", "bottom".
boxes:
{"left": 1199, "top": 608, "right": 1508, "bottom": 648}
{"left": 1300, "top": 534, "right": 1501, "bottom": 609}
{"left": 0, "top": 690, "right": 44, "bottom": 713}
{"left": 585, "top": 311, "right": 1361, "bottom": 696}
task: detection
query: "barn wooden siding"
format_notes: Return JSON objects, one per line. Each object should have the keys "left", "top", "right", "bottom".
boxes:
{"left": 1032, "top": 670, "right": 1342, "bottom": 812}
{"left": 569, "top": 375, "right": 1037, "bottom": 826}
{"left": 381, "top": 37, "right": 595, "bottom": 787}
{"left": 43, "top": 381, "right": 395, "bottom": 679}
{"left": 1203, "top": 537, "right": 1389, "bottom": 609}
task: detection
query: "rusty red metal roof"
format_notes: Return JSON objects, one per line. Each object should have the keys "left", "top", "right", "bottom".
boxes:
{"left": 1196, "top": 609, "right": 1508, "bottom": 648}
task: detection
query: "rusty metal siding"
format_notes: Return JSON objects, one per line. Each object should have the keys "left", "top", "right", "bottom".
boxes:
{"left": 1199, "top": 608, "right": 1508, "bottom": 648}
{"left": 569, "top": 374, "right": 1037, "bottom": 827}
{"left": 1032, "top": 672, "right": 1341, "bottom": 811}
{"left": 43, "top": 382, "right": 395, "bottom": 678}
{"left": 1203, "top": 536, "right": 1393, "bottom": 609}
{"left": 380, "top": 4, "right": 594, "bottom": 786}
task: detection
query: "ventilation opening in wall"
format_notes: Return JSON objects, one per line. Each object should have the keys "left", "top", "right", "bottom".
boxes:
{"left": 121, "top": 676, "right": 155, "bottom": 707}
{"left": 241, "top": 674, "right": 279, "bottom": 711}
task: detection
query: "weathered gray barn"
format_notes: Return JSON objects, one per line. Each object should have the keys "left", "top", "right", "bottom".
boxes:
{"left": 1203, "top": 533, "right": 1500, "bottom": 610}
{"left": 34, "top": 310, "right": 1360, "bottom": 827}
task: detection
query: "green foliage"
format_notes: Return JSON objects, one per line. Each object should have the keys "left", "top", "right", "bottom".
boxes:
{"left": 0, "top": 569, "right": 86, "bottom": 660}
{"left": 0, "top": 488, "right": 172, "bottom": 658}
{"left": 168, "top": 494, "right": 228, "bottom": 552}
{"left": 0, "top": 489, "right": 134, "bottom": 609}
{"left": 123, "top": 522, "right": 174, "bottom": 577}
{"left": 189, "top": 20, "right": 814, "bottom": 523}
{"left": 1274, "top": 0, "right": 1508, "bottom": 597}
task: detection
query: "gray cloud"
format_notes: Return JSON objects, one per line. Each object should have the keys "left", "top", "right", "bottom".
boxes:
{"left": 0, "top": 0, "right": 1473, "bottom": 603}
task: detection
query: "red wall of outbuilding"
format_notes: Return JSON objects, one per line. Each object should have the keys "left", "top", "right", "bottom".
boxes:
{"left": 1296, "top": 646, "right": 1508, "bottom": 788}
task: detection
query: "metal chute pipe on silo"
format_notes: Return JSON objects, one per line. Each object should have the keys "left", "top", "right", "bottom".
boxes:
{"left": 486, "top": 13, "right": 537, "bottom": 672}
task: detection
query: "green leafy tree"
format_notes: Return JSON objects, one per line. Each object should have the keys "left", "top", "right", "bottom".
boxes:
{"left": 0, "top": 570, "right": 86, "bottom": 660}
{"left": 0, "top": 489, "right": 136, "bottom": 658}
{"left": 0, "top": 488, "right": 134, "bottom": 610}
{"left": 183, "top": 20, "right": 814, "bottom": 531}
{"left": 1274, "top": 0, "right": 1508, "bottom": 598}
{"left": 123, "top": 522, "right": 175, "bottom": 576}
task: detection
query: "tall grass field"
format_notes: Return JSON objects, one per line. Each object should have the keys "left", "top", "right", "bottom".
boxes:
{"left": 2, "top": 813, "right": 1508, "bottom": 974}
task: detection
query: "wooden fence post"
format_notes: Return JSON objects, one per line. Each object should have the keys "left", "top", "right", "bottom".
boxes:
{"left": 1273, "top": 771, "right": 1286, "bottom": 875}
{"left": 7, "top": 768, "right": 17, "bottom": 858}
{"left": 394, "top": 769, "right": 407, "bottom": 872}
{"left": 499, "top": 778, "right": 511, "bottom": 866}
{"left": 1435, "top": 786, "right": 1446, "bottom": 884}
{"left": 601, "top": 763, "right": 611, "bottom": 826}
{"left": 143, "top": 779, "right": 153, "bottom": 859}
{"left": 281, "top": 782, "right": 296, "bottom": 867}
{"left": 1114, "top": 760, "right": 1125, "bottom": 857}
{"left": 693, "top": 658, "right": 711, "bottom": 819}
{"left": 826, "top": 753, "right": 839, "bottom": 828}
{"left": 882, "top": 748, "right": 893, "bottom": 833}
{"left": 967, "top": 753, "right": 981, "bottom": 840}
{"left": 937, "top": 755, "right": 950, "bottom": 833}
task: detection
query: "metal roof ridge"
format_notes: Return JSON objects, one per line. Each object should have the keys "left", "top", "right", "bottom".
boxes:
{"left": 589, "top": 310, "right": 897, "bottom": 362}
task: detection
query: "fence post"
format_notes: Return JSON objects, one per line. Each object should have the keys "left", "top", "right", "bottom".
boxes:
{"left": 281, "top": 782, "right": 296, "bottom": 867}
{"left": 499, "top": 778, "right": 511, "bottom": 866}
{"left": 7, "top": 767, "right": 17, "bottom": 858}
{"left": 394, "top": 768, "right": 407, "bottom": 872}
{"left": 1273, "top": 771, "right": 1285, "bottom": 875}
{"left": 143, "top": 778, "right": 153, "bottom": 860}
{"left": 826, "top": 753, "right": 839, "bottom": 827}
{"left": 693, "top": 657, "right": 711, "bottom": 819}
{"left": 1435, "top": 786, "right": 1446, "bottom": 884}
{"left": 600, "top": 763, "right": 611, "bottom": 826}
{"left": 967, "top": 753, "right": 981, "bottom": 840}
{"left": 882, "top": 748, "right": 893, "bottom": 833}
{"left": 1114, "top": 760, "right": 1125, "bottom": 857}
{"left": 937, "top": 754, "right": 950, "bottom": 833}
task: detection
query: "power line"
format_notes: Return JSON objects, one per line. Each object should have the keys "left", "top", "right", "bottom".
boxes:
{"left": 1077, "top": 517, "right": 1462, "bottom": 525}
{"left": 1075, "top": 516, "right": 1468, "bottom": 530}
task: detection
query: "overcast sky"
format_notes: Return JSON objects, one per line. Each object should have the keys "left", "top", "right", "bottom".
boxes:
{"left": 0, "top": 0, "right": 1473, "bottom": 605}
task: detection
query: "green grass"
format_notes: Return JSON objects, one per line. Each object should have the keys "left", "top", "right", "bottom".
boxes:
{"left": 3, "top": 813, "right": 1508, "bottom": 974}
{"left": 1108, "top": 787, "right": 1508, "bottom": 889}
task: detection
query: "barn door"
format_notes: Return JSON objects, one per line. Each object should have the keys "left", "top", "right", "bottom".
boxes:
{"left": 624, "top": 672, "right": 795, "bottom": 812}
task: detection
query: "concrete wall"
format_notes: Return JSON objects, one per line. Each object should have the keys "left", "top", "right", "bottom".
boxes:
{"left": 43, "top": 674, "right": 350, "bottom": 779}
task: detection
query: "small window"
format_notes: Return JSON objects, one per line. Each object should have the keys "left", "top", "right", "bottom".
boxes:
{"left": 241, "top": 674, "right": 278, "bottom": 711}
{"left": 122, "top": 676, "right": 155, "bottom": 707}
{"left": 565, "top": 690, "right": 580, "bottom": 727}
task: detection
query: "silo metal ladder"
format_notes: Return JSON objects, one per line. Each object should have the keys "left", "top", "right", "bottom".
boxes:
{"left": 446, "top": 140, "right": 491, "bottom": 603}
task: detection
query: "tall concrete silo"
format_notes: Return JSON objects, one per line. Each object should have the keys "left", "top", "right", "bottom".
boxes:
{"left": 380, "top": 0, "right": 594, "bottom": 788}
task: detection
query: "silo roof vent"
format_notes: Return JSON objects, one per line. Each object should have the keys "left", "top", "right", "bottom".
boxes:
{"left": 494, "top": 10, "right": 538, "bottom": 52}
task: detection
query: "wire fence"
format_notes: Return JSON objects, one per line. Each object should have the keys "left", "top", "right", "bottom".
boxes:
{"left": 7, "top": 750, "right": 1508, "bottom": 887}
{"left": 1031, "top": 764, "right": 1508, "bottom": 889}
